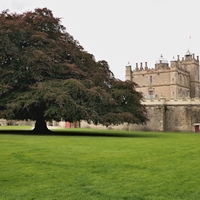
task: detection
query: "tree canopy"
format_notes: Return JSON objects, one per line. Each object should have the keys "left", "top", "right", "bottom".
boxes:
{"left": 0, "top": 8, "right": 148, "bottom": 132}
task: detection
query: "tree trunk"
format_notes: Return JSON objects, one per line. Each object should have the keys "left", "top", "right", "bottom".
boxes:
{"left": 32, "top": 114, "right": 52, "bottom": 133}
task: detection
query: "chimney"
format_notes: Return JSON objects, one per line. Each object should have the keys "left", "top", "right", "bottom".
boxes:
{"left": 145, "top": 62, "right": 148, "bottom": 69}
{"left": 136, "top": 63, "right": 139, "bottom": 71}
{"left": 140, "top": 62, "right": 143, "bottom": 70}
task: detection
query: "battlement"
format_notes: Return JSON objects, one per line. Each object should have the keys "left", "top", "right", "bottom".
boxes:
{"left": 128, "top": 53, "right": 199, "bottom": 74}
{"left": 142, "top": 97, "right": 200, "bottom": 106}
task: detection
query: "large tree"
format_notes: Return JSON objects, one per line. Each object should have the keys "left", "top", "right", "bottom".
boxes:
{"left": 0, "top": 8, "right": 148, "bottom": 132}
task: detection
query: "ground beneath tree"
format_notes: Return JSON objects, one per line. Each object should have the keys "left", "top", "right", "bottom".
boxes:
{"left": 0, "top": 129, "right": 154, "bottom": 138}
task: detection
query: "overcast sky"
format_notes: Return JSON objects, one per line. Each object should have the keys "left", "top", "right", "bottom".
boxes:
{"left": 1, "top": 0, "right": 200, "bottom": 80}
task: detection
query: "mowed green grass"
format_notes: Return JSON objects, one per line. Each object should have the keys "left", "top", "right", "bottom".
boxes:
{"left": 0, "top": 128, "right": 200, "bottom": 200}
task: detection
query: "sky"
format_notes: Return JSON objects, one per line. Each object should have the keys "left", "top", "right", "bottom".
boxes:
{"left": 1, "top": 0, "right": 200, "bottom": 80}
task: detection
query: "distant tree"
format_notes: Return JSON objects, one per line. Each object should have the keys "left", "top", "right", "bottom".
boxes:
{"left": 0, "top": 8, "right": 148, "bottom": 132}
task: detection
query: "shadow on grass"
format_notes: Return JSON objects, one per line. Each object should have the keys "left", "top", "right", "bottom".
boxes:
{"left": 0, "top": 129, "right": 162, "bottom": 138}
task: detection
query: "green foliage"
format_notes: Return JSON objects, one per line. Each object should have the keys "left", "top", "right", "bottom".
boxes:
{"left": 1, "top": 131, "right": 200, "bottom": 199}
{"left": 0, "top": 8, "right": 147, "bottom": 127}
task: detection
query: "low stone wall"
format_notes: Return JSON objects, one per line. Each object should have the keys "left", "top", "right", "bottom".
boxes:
{"left": 0, "top": 119, "right": 34, "bottom": 126}
{"left": 129, "top": 98, "right": 200, "bottom": 132}
{"left": 80, "top": 121, "right": 129, "bottom": 131}
{"left": 81, "top": 98, "right": 200, "bottom": 132}
{"left": 128, "top": 105, "right": 165, "bottom": 132}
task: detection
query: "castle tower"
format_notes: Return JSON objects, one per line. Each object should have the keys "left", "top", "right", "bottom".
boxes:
{"left": 125, "top": 63, "right": 132, "bottom": 81}
{"left": 170, "top": 56, "right": 178, "bottom": 99}
{"left": 155, "top": 55, "right": 169, "bottom": 69}
{"left": 182, "top": 51, "right": 200, "bottom": 98}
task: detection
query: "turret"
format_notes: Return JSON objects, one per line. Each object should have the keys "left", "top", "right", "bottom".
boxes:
{"left": 170, "top": 56, "right": 177, "bottom": 68}
{"left": 182, "top": 50, "right": 200, "bottom": 97}
{"left": 125, "top": 63, "right": 132, "bottom": 81}
{"left": 155, "top": 55, "right": 169, "bottom": 69}
{"left": 185, "top": 50, "right": 192, "bottom": 60}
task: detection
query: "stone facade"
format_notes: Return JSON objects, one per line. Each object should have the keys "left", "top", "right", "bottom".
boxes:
{"left": 125, "top": 51, "right": 200, "bottom": 132}
{"left": 128, "top": 98, "right": 200, "bottom": 132}
{"left": 126, "top": 52, "right": 200, "bottom": 99}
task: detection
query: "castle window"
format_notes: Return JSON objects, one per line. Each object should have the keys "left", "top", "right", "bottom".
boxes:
{"left": 195, "top": 70, "right": 198, "bottom": 80}
{"left": 150, "top": 76, "right": 152, "bottom": 83}
{"left": 148, "top": 88, "right": 155, "bottom": 99}
{"left": 149, "top": 91, "right": 154, "bottom": 98}
{"left": 180, "top": 75, "right": 182, "bottom": 85}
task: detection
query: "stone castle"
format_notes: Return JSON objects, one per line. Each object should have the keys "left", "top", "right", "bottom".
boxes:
{"left": 2, "top": 50, "right": 200, "bottom": 132}
{"left": 125, "top": 51, "right": 200, "bottom": 132}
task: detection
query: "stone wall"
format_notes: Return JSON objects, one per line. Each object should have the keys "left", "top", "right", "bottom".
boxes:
{"left": 81, "top": 102, "right": 166, "bottom": 132}
{"left": 81, "top": 120, "right": 127, "bottom": 130}
{"left": 0, "top": 119, "right": 34, "bottom": 126}
{"left": 128, "top": 104, "right": 193, "bottom": 132}
{"left": 129, "top": 98, "right": 200, "bottom": 132}
{"left": 164, "top": 105, "right": 192, "bottom": 132}
{"left": 81, "top": 98, "right": 200, "bottom": 132}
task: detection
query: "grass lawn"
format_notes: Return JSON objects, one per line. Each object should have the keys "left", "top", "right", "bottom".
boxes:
{"left": 0, "top": 128, "right": 200, "bottom": 199}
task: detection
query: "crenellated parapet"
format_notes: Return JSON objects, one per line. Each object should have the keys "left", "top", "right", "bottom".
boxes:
{"left": 171, "top": 53, "right": 199, "bottom": 69}
{"left": 142, "top": 97, "right": 200, "bottom": 106}
{"left": 131, "top": 53, "right": 199, "bottom": 73}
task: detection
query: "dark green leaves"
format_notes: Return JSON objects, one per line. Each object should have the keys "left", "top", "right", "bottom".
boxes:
{"left": 0, "top": 8, "right": 148, "bottom": 126}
